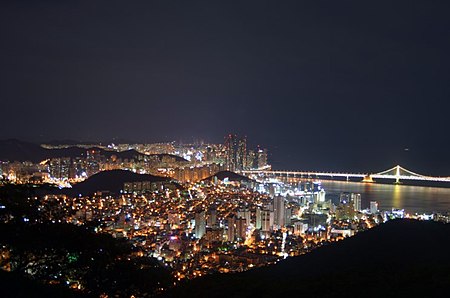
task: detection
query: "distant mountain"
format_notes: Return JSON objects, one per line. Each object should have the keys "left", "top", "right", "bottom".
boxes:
{"left": 63, "top": 170, "right": 172, "bottom": 196}
{"left": 0, "top": 139, "right": 187, "bottom": 163}
{"left": 43, "top": 139, "right": 99, "bottom": 146}
{"left": 204, "top": 171, "right": 253, "bottom": 182}
{"left": 0, "top": 139, "right": 47, "bottom": 162}
{"left": 165, "top": 220, "right": 450, "bottom": 297}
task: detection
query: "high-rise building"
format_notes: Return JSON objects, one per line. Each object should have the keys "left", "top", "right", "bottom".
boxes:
{"left": 260, "top": 210, "right": 272, "bottom": 232}
{"left": 237, "top": 137, "right": 247, "bottom": 171}
{"left": 370, "top": 201, "right": 378, "bottom": 214}
{"left": 238, "top": 208, "right": 251, "bottom": 226}
{"left": 48, "top": 157, "right": 71, "bottom": 180}
{"left": 256, "top": 147, "right": 268, "bottom": 169}
{"left": 194, "top": 211, "right": 206, "bottom": 239}
{"left": 314, "top": 188, "right": 326, "bottom": 203}
{"left": 224, "top": 136, "right": 269, "bottom": 170}
{"left": 236, "top": 218, "right": 247, "bottom": 241}
{"left": 85, "top": 149, "right": 101, "bottom": 177}
{"left": 246, "top": 150, "right": 257, "bottom": 169}
{"left": 273, "top": 196, "right": 285, "bottom": 228}
{"left": 244, "top": 146, "right": 269, "bottom": 170}
{"left": 285, "top": 208, "right": 292, "bottom": 226}
{"left": 207, "top": 208, "right": 217, "bottom": 228}
{"left": 340, "top": 192, "right": 361, "bottom": 212}
{"left": 224, "top": 134, "right": 238, "bottom": 171}
{"left": 227, "top": 216, "right": 236, "bottom": 242}
{"left": 224, "top": 134, "right": 247, "bottom": 171}
{"left": 255, "top": 207, "right": 262, "bottom": 229}
{"left": 340, "top": 192, "right": 351, "bottom": 204}
{"left": 352, "top": 193, "right": 362, "bottom": 212}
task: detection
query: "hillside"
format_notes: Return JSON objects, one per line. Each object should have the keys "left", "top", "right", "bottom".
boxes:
{"left": 63, "top": 170, "right": 172, "bottom": 196}
{"left": 165, "top": 220, "right": 450, "bottom": 297}
{"left": 204, "top": 171, "right": 253, "bottom": 182}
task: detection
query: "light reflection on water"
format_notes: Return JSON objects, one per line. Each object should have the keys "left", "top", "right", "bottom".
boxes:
{"left": 317, "top": 180, "right": 450, "bottom": 213}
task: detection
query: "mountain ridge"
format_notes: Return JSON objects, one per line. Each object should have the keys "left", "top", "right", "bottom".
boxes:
{"left": 0, "top": 139, "right": 186, "bottom": 163}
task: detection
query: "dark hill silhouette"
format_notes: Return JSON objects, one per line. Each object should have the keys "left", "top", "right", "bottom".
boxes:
{"left": 63, "top": 170, "right": 172, "bottom": 196}
{"left": 204, "top": 171, "right": 253, "bottom": 182}
{"left": 165, "top": 220, "right": 450, "bottom": 297}
{"left": 0, "top": 139, "right": 187, "bottom": 163}
{"left": 47, "top": 146, "right": 147, "bottom": 160}
{"left": 0, "top": 139, "right": 47, "bottom": 162}
{"left": 44, "top": 139, "right": 97, "bottom": 146}
{"left": 99, "top": 148, "right": 142, "bottom": 160}
{"left": 49, "top": 146, "right": 93, "bottom": 159}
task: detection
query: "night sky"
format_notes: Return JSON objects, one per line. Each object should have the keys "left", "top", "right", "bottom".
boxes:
{"left": 1, "top": 1, "right": 449, "bottom": 174}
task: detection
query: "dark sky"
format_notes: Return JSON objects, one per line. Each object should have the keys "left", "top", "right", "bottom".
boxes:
{"left": 1, "top": 0, "right": 449, "bottom": 174}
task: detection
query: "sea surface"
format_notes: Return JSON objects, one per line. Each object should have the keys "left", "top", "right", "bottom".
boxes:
{"left": 317, "top": 180, "right": 450, "bottom": 214}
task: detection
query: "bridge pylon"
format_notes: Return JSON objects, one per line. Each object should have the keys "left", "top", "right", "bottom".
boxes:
{"left": 394, "top": 165, "right": 401, "bottom": 184}
{"left": 362, "top": 175, "right": 374, "bottom": 183}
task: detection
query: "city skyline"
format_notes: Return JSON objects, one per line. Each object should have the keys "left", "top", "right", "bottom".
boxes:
{"left": 1, "top": 135, "right": 449, "bottom": 177}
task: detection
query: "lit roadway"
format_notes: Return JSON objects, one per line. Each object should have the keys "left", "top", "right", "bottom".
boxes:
{"left": 241, "top": 165, "right": 450, "bottom": 183}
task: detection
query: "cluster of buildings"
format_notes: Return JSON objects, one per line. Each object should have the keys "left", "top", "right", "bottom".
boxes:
{"left": 0, "top": 135, "right": 271, "bottom": 186}
{"left": 3, "top": 138, "right": 447, "bottom": 288}
{"left": 16, "top": 173, "right": 402, "bottom": 281}
{"left": 224, "top": 134, "right": 269, "bottom": 171}
{"left": 0, "top": 149, "right": 185, "bottom": 186}
{"left": 1, "top": 158, "right": 447, "bottom": 289}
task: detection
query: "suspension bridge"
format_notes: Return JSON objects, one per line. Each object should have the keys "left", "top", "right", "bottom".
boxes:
{"left": 241, "top": 165, "right": 450, "bottom": 183}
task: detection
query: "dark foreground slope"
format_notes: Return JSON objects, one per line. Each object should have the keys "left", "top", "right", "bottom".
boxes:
{"left": 0, "top": 270, "right": 85, "bottom": 298}
{"left": 165, "top": 220, "right": 450, "bottom": 298}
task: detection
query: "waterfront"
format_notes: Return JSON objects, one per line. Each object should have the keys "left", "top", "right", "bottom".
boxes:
{"left": 319, "top": 180, "right": 450, "bottom": 213}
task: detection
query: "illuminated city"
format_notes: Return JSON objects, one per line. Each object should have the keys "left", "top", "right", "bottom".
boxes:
{"left": 1, "top": 1, "right": 449, "bottom": 297}
{"left": 0, "top": 136, "right": 448, "bottom": 296}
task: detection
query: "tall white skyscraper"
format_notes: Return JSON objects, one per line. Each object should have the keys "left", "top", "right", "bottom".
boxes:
{"left": 352, "top": 193, "right": 362, "bottom": 212}
{"left": 255, "top": 207, "right": 262, "bottom": 229}
{"left": 273, "top": 196, "right": 285, "bottom": 228}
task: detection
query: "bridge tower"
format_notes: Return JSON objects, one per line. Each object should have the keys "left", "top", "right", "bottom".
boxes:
{"left": 395, "top": 165, "right": 401, "bottom": 184}
{"left": 362, "top": 174, "right": 374, "bottom": 183}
